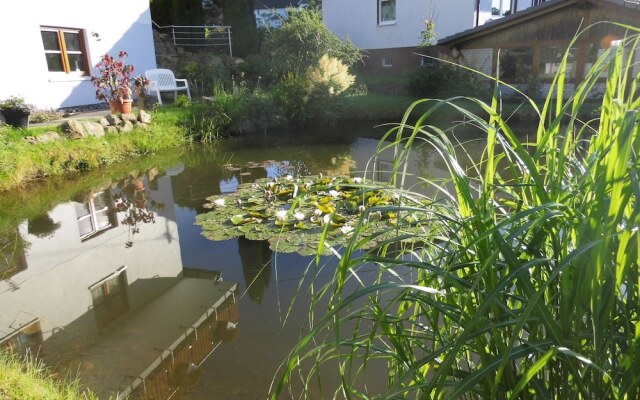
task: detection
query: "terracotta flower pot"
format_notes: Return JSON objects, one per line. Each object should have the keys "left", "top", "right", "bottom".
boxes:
{"left": 121, "top": 99, "right": 133, "bottom": 114}
{"left": 108, "top": 99, "right": 134, "bottom": 114}
{"left": 108, "top": 99, "right": 120, "bottom": 114}
{"left": 133, "top": 180, "right": 145, "bottom": 191}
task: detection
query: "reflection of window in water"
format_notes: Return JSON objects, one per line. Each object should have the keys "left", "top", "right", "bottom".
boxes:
{"left": 376, "top": 160, "right": 394, "bottom": 183}
{"left": 90, "top": 266, "right": 129, "bottom": 331}
{"left": 75, "top": 191, "right": 116, "bottom": 240}
{"left": 1, "top": 319, "right": 43, "bottom": 354}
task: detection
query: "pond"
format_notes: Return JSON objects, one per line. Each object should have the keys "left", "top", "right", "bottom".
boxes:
{"left": 0, "top": 122, "right": 495, "bottom": 399}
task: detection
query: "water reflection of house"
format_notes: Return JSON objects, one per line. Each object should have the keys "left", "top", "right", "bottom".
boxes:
{"left": 0, "top": 166, "right": 239, "bottom": 399}
{"left": 349, "top": 135, "right": 486, "bottom": 196}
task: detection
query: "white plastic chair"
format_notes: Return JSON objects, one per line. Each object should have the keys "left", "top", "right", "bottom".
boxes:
{"left": 144, "top": 69, "right": 191, "bottom": 105}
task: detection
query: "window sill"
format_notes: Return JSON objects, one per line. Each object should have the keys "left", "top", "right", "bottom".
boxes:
{"left": 48, "top": 74, "right": 91, "bottom": 83}
{"left": 377, "top": 20, "right": 396, "bottom": 27}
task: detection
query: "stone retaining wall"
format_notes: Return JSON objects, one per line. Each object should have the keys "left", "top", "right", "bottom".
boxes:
{"left": 24, "top": 111, "right": 152, "bottom": 145}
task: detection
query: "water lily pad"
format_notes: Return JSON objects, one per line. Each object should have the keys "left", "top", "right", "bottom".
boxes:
{"left": 196, "top": 175, "right": 431, "bottom": 255}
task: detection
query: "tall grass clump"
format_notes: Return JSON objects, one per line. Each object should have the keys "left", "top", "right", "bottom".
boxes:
{"left": 273, "top": 25, "right": 640, "bottom": 399}
{"left": 0, "top": 351, "right": 98, "bottom": 399}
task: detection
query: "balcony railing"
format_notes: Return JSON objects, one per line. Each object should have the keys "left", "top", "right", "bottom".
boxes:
{"left": 152, "top": 21, "right": 233, "bottom": 57}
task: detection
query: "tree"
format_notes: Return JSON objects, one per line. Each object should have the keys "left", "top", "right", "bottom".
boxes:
{"left": 150, "top": 0, "right": 204, "bottom": 26}
{"left": 262, "top": 8, "right": 361, "bottom": 77}
{"left": 217, "top": 0, "right": 259, "bottom": 57}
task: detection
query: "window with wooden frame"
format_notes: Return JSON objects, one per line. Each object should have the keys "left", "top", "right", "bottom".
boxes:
{"left": 40, "top": 27, "right": 89, "bottom": 74}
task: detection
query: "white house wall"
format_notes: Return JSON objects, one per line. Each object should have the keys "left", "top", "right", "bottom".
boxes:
{"left": 0, "top": 0, "right": 156, "bottom": 109}
{"left": 323, "top": 0, "right": 476, "bottom": 50}
{"left": 0, "top": 170, "right": 183, "bottom": 348}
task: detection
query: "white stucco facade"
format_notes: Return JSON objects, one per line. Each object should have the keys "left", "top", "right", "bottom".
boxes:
{"left": 322, "top": 0, "right": 477, "bottom": 50}
{"left": 0, "top": 0, "right": 156, "bottom": 109}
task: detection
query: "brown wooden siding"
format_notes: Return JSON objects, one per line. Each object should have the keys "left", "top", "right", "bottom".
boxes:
{"left": 444, "top": 1, "right": 640, "bottom": 86}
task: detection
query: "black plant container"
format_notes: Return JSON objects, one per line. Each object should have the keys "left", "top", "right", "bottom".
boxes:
{"left": 1, "top": 109, "right": 30, "bottom": 128}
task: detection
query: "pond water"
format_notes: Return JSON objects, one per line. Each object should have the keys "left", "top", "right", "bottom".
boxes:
{"left": 0, "top": 122, "right": 494, "bottom": 399}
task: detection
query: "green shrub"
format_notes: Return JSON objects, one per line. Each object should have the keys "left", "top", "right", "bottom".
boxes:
{"left": 237, "top": 53, "right": 273, "bottom": 89}
{"left": 245, "top": 90, "right": 284, "bottom": 130}
{"left": 407, "top": 61, "right": 491, "bottom": 99}
{"left": 272, "top": 73, "right": 344, "bottom": 126}
{"left": 178, "top": 58, "right": 232, "bottom": 97}
{"left": 174, "top": 94, "right": 192, "bottom": 108}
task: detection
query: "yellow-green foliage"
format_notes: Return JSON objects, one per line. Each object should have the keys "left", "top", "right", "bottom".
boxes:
{"left": 309, "top": 55, "right": 355, "bottom": 94}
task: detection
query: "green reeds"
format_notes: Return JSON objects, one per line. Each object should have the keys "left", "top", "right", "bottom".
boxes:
{"left": 273, "top": 24, "right": 640, "bottom": 399}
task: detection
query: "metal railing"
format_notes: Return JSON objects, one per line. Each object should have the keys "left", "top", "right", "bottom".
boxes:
{"left": 152, "top": 21, "right": 233, "bottom": 57}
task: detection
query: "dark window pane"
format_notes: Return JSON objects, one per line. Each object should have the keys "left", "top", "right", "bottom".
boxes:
{"left": 68, "top": 54, "right": 86, "bottom": 72}
{"left": 499, "top": 47, "right": 533, "bottom": 82}
{"left": 74, "top": 202, "right": 91, "bottom": 217}
{"left": 45, "top": 53, "right": 64, "bottom": 72}
{"left": 63, "top": 32, "right": 81, "bottom": 51}
{"left": 380, "top": 0, "right": 396, "bottom": 22}
{"left": 41, "top": 31, "right": 60, "bottom": 51}
{"left": 78, "top": 217, "right": 94, "bottom": 237}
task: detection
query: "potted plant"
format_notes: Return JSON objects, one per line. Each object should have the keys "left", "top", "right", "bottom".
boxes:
{"left": 91, "top": 51, "right": 147, "bottom": 114}
{"left": 0, "top": 96, "right": 34, "bottom": 128}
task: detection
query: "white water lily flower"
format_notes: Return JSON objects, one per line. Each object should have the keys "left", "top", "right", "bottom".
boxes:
{"left": 266, "top": 181, "right": 275, "bottom": 188}
{"left": 214, "top": 198, "right": 226, "bottom": 207}
{"left": 294, "top": 212, "right": 305, "bottom": 221}
{"left": 285, "top": 174, "right": 293, "bottom": 181}
{"left": 357, "top": 205, "right": 366, "bottom": 213}
{"left": 340, "top": 225, "right": 354, "bottom": 235}
{"left": 329, "top": 190, "right": 340, "bottom": 198}
{"left": 352, "top": 177, "right": 363, "bottom": 184}
{"left": 275, "top": 210, "right": 288, "bottom": 221}
{"left": 323, "top": 214, "right": 331, "bottom": 225}
{"left": 313, "top": 209, "right": 323, "bottom": 217}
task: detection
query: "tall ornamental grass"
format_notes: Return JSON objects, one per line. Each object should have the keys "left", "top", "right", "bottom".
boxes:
{"left": 273, "top": 24, "right": 640, "bottom": 399}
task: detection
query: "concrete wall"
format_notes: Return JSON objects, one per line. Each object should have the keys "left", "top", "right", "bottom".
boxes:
{"left": 0, "top": 0, "right": 156, "bottom": 109}
{"left": 323, "top": 0, "right": 476, "bottom": 50}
